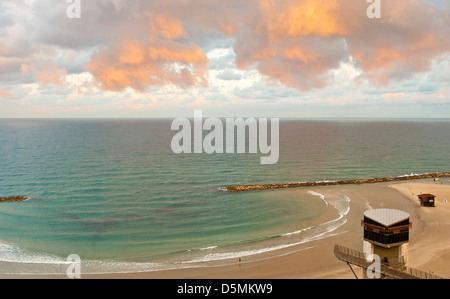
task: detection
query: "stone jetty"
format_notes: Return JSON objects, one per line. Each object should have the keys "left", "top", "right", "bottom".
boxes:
{"left": 0, "top": 196, "right": 28, "bottom": 202}
{"left": 223, "top": 172, "right": 450, "bottom": 192}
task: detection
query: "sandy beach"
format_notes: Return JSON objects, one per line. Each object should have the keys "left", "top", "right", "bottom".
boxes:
{"left": 2, "top": 177, "right": 450, "bottom": 279}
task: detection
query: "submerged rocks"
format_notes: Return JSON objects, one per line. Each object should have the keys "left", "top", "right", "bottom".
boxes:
{"left": 224, "top": 172, "right": 450, "bottom": 192}
{"left": 0, "top": 196, "right": 28, "bottom": 202}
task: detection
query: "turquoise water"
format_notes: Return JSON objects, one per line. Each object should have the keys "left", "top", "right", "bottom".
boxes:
{"left": 0, "top": 119, "right": 450, "bottom": 274}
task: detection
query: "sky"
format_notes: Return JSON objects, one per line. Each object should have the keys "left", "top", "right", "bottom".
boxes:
{"left": 0, "top": 0, "right": 449, "bottom": 118}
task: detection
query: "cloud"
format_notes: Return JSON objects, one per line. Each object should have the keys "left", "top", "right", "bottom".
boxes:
{"left": 0, "top": 0, "right": 449, "bottom": 118}
{"left": 228, "top": 0, "right": 450, "bottom": 90}
{"left": 257, "top": 0, "right": 349, "bottom": 39}
{"left": 216, "top": 70, "right": 242, "bottom": 81}
{"left": 21, "top": 61, "right": 67, "bottom": 87}
{"left": 0, "top": 89, "right": 12, "bottom": 98}
{"left": 86, "top": 38, "right": 209, "bottom": 92}
{"left": 14, "top": 0, "right": 447, "bottom": 94}
{"left": 342, "top": 0, "right": 450, "bottom": 85}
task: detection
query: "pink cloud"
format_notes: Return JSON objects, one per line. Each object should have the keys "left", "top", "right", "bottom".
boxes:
{"left": 79, "top": 0, "right": 449, "bottom": 93}
{"left": 0, "top": 89, "right": 12, "bottom": 98}
{"left": 229, "top": 0, "right": 450, "bottom": 89}
{"left": 86, "top": 38, "right": 209, "bottom": 92}
{"left": 21, "top": 62, "right": 67, "bottom": 87}
{"left": 342, "top": 0, "right": 450, "bottom": 84}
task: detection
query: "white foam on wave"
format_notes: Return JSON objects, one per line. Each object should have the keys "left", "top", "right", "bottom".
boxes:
{"left": 200, "top": 246, "right": 218, "bottom": 251}
{"left": 398, "top": 172, "right": 426, "bottom": 178}
{"left": 0, "top": 241, "right": 183, "bottom": 275}
{"left": 184, "top": 192, "right": 351, "bottom": 264}
{"left": 182, "top": 242, "right": 313, "bottom": 263}
{"left": 331, "top": 194, "right": 351, "bottom": 218}
{"left": 282, "top": 225, "right": 315, "bottom": 237}
{"left": 282, "top": 191, "right": 350, "bottom": 244}
{"left": 183, "top": 219, "right": 349, "bottom": 264}
{"left": 281, "top": 191, "right": 328, "bottom": 237}
{"left": 306, "top": 191, "right": 350, "bottom": 222}
{"left": 307, "top": 191, "right": 328, "bottom": 207}
{"left": 0, "top": 242, "right": 68, "bottom": 265}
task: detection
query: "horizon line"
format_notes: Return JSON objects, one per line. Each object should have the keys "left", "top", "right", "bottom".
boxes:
{"left": 1, "top": 117, "right": 450, "bottom": 121}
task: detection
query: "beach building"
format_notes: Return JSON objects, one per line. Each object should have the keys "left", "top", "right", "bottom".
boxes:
{"left": 335, "top": 208, "right": 443, "bottom": 278}
{"left": 418, "top": 193, "right": 436, "bottom": 207}
{"left": 362, "top": 209, "right": 411, "bottom": 271}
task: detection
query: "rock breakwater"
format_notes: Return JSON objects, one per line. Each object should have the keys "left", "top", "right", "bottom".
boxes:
{"left": 223, "top": 172, "right": 450, "bottom": 192}
{"left": 0, "top": 196, "right": 28, "bottom": 202}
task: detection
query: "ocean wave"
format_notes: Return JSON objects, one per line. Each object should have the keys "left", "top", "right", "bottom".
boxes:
{"left": 184, "top": 193, "right": 351, "bottom": 264}
{"left": 281, "top": 225, "right": 315, "bottom": 237}
{"left": 199, "top": 246, "right": 218, "bottom": 251}
{"left": 0, "top": 241, "right": 177, "bottom": 275}
{"left": 181, "top": 243, "right": 314, "bottom": 264}
{"left": 307, "top": 191, "right": 329, "bottom": 208}
{"left": 183, "top": 219, "right": 348, "bottom": 264}
{"left": 331, "top": 194, "right": 351, "bottom": 218}
{"left": 283, "top": 191, "right": 350, "bottom": 237}
{"left": 0, "top": 242, "right": 68, "bottom": 265}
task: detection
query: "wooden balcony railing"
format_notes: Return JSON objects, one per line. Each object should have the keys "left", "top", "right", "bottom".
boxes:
{"left": 334, "top": 244, "right": 444, "bottom": 279}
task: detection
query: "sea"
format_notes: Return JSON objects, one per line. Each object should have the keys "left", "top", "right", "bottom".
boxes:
{"left": 0, "top": 118, "right": 450, "bottom": 275}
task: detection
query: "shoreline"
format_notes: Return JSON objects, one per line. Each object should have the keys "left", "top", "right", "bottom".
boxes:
{"left": 223, "top": 172, "right": 450, "bottom": 192}
{"left": 104, "top": 178, "right": 450, "bottom": 279}
{"left": 2, "top": 177, "right": 450, "bottom": 279}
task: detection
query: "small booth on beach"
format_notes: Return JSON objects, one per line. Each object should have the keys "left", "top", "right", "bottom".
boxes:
{"left": 418, "top": 194, "right": 436, "bottom": 207}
